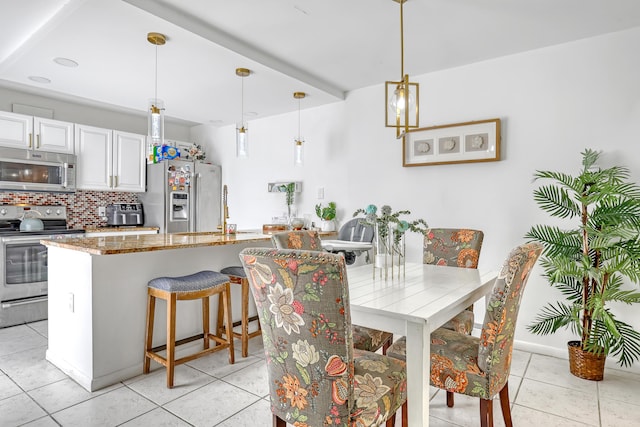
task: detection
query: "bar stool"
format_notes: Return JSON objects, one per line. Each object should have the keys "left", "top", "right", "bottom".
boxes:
{"left": 144, "top": 270, "right": 235, "bottom": 388}
{"left": 217, "top": 266, "right": 262, "bottom": 358}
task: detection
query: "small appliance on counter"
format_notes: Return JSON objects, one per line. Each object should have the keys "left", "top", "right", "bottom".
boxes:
{"left": 106, "top": 203, "right": 144, "bottom": 226}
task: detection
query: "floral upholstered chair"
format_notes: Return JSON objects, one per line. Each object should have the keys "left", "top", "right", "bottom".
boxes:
{"left": 239, "top": 248, "right": 408, "bottom": 427}
{"left": 423, "top": 228, "right": 484, "bottom": 333}
{"left": 387, "top": 228, "right": 484, "bottom": 359}
{"left": 271, "top": 230, "right": 394, "bottom": 355}
{"left": 270, "top": 229, "right": 324, "bottom": 252}
{"left": 430, "top": 242, "right": 542, "bottom": 427}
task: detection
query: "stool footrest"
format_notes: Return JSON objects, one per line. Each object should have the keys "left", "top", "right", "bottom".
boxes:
{"left": 231, "top": 314, "right": 259, "bottom": 328}
{"left": 151, "top": 333, "right": 204, "bottom": 353}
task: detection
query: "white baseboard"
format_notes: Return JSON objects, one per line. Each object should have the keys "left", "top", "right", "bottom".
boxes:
{"left": 513, "top": 339, "right": 640, "bottom": 375}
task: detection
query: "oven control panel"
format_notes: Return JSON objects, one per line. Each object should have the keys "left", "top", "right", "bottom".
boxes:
{"left": 0, "top": 205, "right": 66, "bottom": 220}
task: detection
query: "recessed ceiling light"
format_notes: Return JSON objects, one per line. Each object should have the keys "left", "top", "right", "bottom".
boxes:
{"left": 244, "top": 112, "right": 258, "bottom": 117}
{"left": 53, "top": 57, "right": 79, "bottom": 67}
{"left": 28, "top": 76, "right": 51, "bottom": 84}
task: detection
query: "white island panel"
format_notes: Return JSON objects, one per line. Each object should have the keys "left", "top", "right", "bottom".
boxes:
{"left": 45, "top": 240, "right": 270, "bottom": 391}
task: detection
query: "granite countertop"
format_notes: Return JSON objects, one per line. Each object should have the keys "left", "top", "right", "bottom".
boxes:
{"left": 84, "top": 226, "right": 160, "bottom": 233}
{"left": 41, "top": 231, "right": 271, "bottom": 255}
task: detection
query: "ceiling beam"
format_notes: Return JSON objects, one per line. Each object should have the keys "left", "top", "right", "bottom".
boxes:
{"left": 123, "top": 0, "right": 345, "bottom": 101}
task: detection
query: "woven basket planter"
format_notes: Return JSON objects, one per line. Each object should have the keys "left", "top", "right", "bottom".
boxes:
{"left": 568, "top": 340, "right": 606, "bottom": 381}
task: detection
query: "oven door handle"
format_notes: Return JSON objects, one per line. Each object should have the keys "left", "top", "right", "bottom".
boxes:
{"left": 1, "top": 235, "right": 53, "bottom": 244}
{"left": 1, "top": 296, "right": 48, "bottom": 308}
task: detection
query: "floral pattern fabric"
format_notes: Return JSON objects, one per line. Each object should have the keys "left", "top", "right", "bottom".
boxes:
{"left": 386, "top": 228, "right": 484, "bottom": 361}
{"left": 240, "top": 248, "right": 407, "bottom": 426}
{"left": 430, "top": 243, "right": 542, "bottom": 399}
{"left": 423, "top": 228, "right": 484, "bottom": 269}
{"left": 271, "top": 231, "right": 393, "bottom": 354}
{"left": 425, "top": 228, "right": 484, "bottom": 332}
{"left": 271, "top": 230, "right": 323, "bottom": 251}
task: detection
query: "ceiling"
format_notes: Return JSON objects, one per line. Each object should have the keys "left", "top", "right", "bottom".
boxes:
{"left": 2, "top": 0, "right": 640, "bottom": 128}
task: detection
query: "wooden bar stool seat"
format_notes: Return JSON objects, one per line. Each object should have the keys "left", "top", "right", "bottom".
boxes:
{"left": 144, "top": 270, "right": 235, "bottom": 388}
{"left": 217, "top": 266, "right": 262, "bottom": 358}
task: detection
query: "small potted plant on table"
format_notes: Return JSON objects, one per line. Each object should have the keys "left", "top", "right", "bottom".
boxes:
{"left": 315, "top": 202, "right": 337, "bottom": 231}
{"left": 526, "top": 148, "right": 640, "bottom": 380}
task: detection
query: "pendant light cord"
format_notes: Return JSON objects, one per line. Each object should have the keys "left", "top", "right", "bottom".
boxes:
{"left": 154, "top": 43, "right": 158, "bottom": 106}
{"left": 400, "top": 0, "right": 404, "bottom": 78}
{"left": 297, "top": 97, "right": 301, "bottom": 141}
{"left": 241, "top": 75, "right": 244, "bottom": 127}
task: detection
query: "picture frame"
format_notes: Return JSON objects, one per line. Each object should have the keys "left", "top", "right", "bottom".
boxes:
{"left": 402, "top": 118, "right": 501, "bottom": 167}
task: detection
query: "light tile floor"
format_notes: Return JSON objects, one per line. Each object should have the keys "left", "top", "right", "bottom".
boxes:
{"left": 2, "top": 321, "right": 640, "bottom": 426}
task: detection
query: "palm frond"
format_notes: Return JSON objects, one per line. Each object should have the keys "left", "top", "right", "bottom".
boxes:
{"left": 527, "top": 302, "right": 576, "bottom": 335}
{"left": 533, "top": 185, "right": 580, "bottom": 219}
{"left": 589, "top": 319, "right": 640, "bottom": 367}
{"left": 581, "top": 148, "right": 600, "bottom": 171}
{"left": 525, "top": 225, "right": 581, "bottom": 259}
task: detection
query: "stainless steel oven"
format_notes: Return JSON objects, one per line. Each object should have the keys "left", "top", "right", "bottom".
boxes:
{"left": 0, "top": 205, "right": 84, "bottom": 328}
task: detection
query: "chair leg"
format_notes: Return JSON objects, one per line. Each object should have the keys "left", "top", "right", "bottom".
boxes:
{"left": 143, "top": 293, "right": 155, "bottom": 374}
{"left": 480, "top": 397, "right": 494, "bottom": 427}
{"left": 382, "top": 334, "right": 393, "bottom": 355}
{"left": 223, "top": 283, "right": 235, "bottom": 365}
{"left": 273, "top": 414, "right": 286, "bottom": 427}
{"left": 166, "top": 293, "right": 177, "bottom": 388}
{"left": 202, "top": 296, "right": 210, "bottom": 350}
{"left": 402, "top": 401, "right": 408, "bottom": 427}
{"left": 216, "top": 292, "right": 224, "bottom": 336}
{"left": 386, "top": 412, "right": 395, "bottom": 427}
{"left": 499, "top": 382, "right": 513, "bottom": 427}
{"left": 241, "top": 278, "right": 250, "bottom": 357}
{"left": 446, "top": 391, "right": 454, "bottom": 407}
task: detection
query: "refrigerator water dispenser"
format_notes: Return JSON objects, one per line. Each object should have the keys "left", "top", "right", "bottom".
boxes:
{"left": 170, "top": 192, "right": 189, "bottom": 222}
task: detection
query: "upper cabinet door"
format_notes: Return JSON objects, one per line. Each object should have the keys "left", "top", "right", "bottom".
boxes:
{"left": 113, "top": 131, "right": 145, "bottom": 192}
{"left": 0, "top": 111, "right": 32, "bottom": 149}
{"left": 75, "top": 124, "right": 113, "bottom": 191}
{"left": 34, "top": 117, "right": 74, "bottom": 154}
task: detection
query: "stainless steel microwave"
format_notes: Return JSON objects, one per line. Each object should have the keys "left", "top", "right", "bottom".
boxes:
{"left": 0, "top": 147, "right": 76, "bottom": 192}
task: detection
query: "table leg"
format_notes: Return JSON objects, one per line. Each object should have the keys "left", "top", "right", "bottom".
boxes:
{"left": 405, "top": 321, "right": 430, "bottom": 426}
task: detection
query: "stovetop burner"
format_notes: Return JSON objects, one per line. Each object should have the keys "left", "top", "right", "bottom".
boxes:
{"left": 0, "top": 205, "right": 85, "bottom": 236}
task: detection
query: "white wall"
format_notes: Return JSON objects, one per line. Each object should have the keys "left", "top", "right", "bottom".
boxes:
{"left": 193, "top": 26, "right": 640, "bottom": 372}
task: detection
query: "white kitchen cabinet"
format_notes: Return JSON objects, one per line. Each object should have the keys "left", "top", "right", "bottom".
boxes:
{"left": 0, "top": 111, "right": 74, "bottom": 154}
{"left": 75, "top": 125, "right": 146, "bottom": 192}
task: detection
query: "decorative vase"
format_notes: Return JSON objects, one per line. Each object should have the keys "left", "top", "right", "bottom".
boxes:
{"left": 567, "top": 340, "right": 606, "bottom": 381}
{"left": 373, "top": 223, "right": 405, "bottom": 280}
{"left": 321, "top": 219, "right": 335, "bottom": 232}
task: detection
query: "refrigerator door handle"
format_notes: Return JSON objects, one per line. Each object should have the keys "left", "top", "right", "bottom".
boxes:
{"left": 193, "top": 172, "right": 200, "bottom": 231}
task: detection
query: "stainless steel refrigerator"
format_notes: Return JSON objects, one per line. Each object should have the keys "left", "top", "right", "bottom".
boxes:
{"left": 139, "top": 160, "right": 222, "bottom": 233}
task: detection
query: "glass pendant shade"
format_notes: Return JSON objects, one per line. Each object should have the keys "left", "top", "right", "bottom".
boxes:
{"left": 293, "top": 139, "right": 304, "bottom": 166}
{"left": 384, "top": 0, "right": 419, "bottom": 138}
{"left": 236, "top": 124, "right": 248, "bottom": 158}
{"left": 385, "top": 78, "right": 419, "bottom": 136}
{"left": 147, "top": 32, "right": 166, "bottom": 163}
{"left": 148, "top": 99, "right": 165, "bottom": 144}
{"left": 236, "top": 68, "right": 251, "bottom": 158}
{"left": 293, "top": 92, "right": 305, "bottom": 166}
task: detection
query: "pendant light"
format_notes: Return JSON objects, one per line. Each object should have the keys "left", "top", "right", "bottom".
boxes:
{"left": 147, "top": 32, "right": 166, "bottom": 160}
{"left": 236, "top": 68, "right": 251, "bottom": 158}
{"left": 293, "top": 92, "right": 305, "bottom": 166}
{"left": 385, "top": 0, "right": 419, "bottom": 139}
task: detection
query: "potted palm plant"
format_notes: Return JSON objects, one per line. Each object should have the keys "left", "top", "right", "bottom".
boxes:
{"left": 526, "top": 149, "right": 640, "bottom": 380}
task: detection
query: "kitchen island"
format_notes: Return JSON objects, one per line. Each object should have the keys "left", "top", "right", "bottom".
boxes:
{"left": 42, "top": 231, "right": 274, "bottom": 391}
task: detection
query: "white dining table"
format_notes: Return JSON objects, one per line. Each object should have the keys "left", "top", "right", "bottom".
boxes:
{"left": 346, "top": 262, "right": 498, "bottom": 426}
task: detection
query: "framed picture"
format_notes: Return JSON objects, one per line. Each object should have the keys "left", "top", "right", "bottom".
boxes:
{"left": 403, "top": 118, "right": 501, "bottom": 167}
